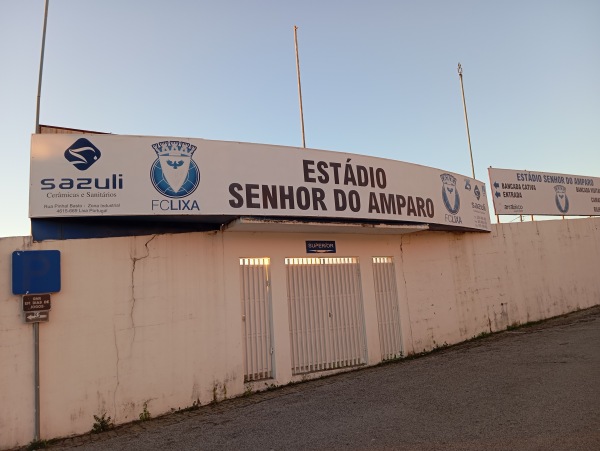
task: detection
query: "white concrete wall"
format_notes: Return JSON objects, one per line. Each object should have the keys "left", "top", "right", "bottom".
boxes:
{"left": 398, "top": 219, "right": 600, "bottom": 354}
{"left": 1, "top": 218, "right": 598, "bottom": 449}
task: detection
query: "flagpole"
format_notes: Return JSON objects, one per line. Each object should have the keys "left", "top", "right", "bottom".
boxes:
{"left": 35, "top": 0, "right": 50, "bottom": 134}
{"left": 294, "top": 25, "right": 306, "bottom": 148}
{"left": 33, "top": 3, "right": 49, "bottom": 443}
{"left": 457, "top": 63, "right": 475, "bottom": 179}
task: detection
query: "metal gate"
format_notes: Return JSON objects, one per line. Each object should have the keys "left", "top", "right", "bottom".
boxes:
{"left": 372, "top": 257, "right": 403, "bottom": 360}
{"left": 240, "top": 258, "right": 273, "bottom": 381}
{"left": 285, "top": 257, "right": 367, "bottom": 375}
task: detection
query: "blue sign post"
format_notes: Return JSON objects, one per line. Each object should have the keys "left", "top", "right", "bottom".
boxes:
{"left": 11, "top": 249, "right": 60, "bottom": 445}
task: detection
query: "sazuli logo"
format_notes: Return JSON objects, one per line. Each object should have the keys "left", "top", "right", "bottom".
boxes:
{"left": 64, "top": 138, "right": 101, "bottom": 171}
{"left": 150, "top": 141, "right": 200, "bottom": 198}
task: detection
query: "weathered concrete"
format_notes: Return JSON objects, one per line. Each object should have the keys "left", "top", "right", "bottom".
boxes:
{"left": 2, "top": 218, "right": 599, "bottom": 448}
{"left": 40, "top": 306, "right": 600, "bottom": 451}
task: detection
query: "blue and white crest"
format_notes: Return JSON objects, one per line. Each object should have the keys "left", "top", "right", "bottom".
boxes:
{"left": 150, "top": 141, "right": 200, "bottom": 198}
{"left": 474, "top": 185, "right": 481, "bottom": 201}
{"left": 554, "top": 185, "right": 569, "bottom": 214}
{"left": 64, "top": 138, "right": 101, "bottom": 171}
{"left": 441, "top": 173, "right": 460, "bottom": 214}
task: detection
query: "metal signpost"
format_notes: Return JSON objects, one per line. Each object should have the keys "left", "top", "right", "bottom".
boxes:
{"left": 12, "top": 250, "right": 61, "bottom": 443}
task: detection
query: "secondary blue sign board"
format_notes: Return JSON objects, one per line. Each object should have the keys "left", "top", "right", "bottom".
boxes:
{"left": 12, "top": 250, "right": 61, "bottom": 294}
{"left": 306, "top": 241, "right": 336, "bottom": 254}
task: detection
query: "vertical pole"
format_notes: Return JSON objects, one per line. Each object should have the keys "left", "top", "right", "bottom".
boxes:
{"left": 294, "top": 25, "right": 306, "bottom": 148}
{"left": 33, "top": 3, "right": 49, "bottom": 440}
{"left": 35, "top": 0, "right": 49, "bottom": 134}
{"left": 531, "top": 215, "right": 534, "bottom": 221}
{"left": 34, "top": 322, "right": 40, "bottom": 441}
{"left": 496, "top": 214, "right": 500, "bottom": 223}
{"left": 458, "top": 63, "right": 475, "bottom": 179}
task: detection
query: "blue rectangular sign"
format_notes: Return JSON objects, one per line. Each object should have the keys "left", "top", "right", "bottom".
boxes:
{"left": 306, "top": 241, "right": 336, "bottom": 254}
{"left": 12, "top": 250, "right": 61, "bottom": 294}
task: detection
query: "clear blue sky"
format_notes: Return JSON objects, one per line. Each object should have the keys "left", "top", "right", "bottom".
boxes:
{"left": 1, "top": 0, "right": 599, "bottom": 237}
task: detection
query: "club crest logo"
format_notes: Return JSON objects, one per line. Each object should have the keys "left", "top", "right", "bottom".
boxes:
{"left": 474, "top": 185, "right": 481, "bottom": 201}
{"left": 554, "top": 185, "right": 569, "bottom": 214}
{"left": 441, "top": 173, "right": 460, "bottom": 214}
{"left": 150, "top": 141, "right": 200, "bottom": 198}
{"left": 64, "top": 138, "right": 101, "bottom": 171}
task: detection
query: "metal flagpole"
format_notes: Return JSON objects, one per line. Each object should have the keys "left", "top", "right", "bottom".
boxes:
{"left": 35, "top": 0, "right": 50, "bottom": 134}
{"left": 33, "top": 2, "right": 50, "bottom": 442}
{"left": 294, "top": 25, "right": 306, "bottom": 148}
{"left": 457, "top": 63, "right": 475, "bottom": 179}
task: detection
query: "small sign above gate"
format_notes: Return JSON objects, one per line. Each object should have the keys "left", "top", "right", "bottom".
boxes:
{"left": 306, "top": 241, "right": 336, "bottom": 254}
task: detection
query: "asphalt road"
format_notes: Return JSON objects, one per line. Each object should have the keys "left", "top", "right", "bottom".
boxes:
{"left": 47, "top": 306, "right": 600, "bottom": 451}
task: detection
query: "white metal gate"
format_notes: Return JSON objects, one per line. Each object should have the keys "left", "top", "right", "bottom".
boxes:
{"left": 372, "top": 257, "right": 403, "bottom": 360}
{"left": 240, "top": 258, "right": 273, "bottom": 382}
{"left": 285, "top": 257, "right": 367, "bottom": 375}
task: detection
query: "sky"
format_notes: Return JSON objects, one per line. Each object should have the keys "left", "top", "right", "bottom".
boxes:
{"left": 1, "top": 0, "right": 599, "bottom": 237}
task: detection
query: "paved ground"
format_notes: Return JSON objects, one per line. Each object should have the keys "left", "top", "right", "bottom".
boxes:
{"left": 39, "top": 306, "right": 600, "bottom": 450}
